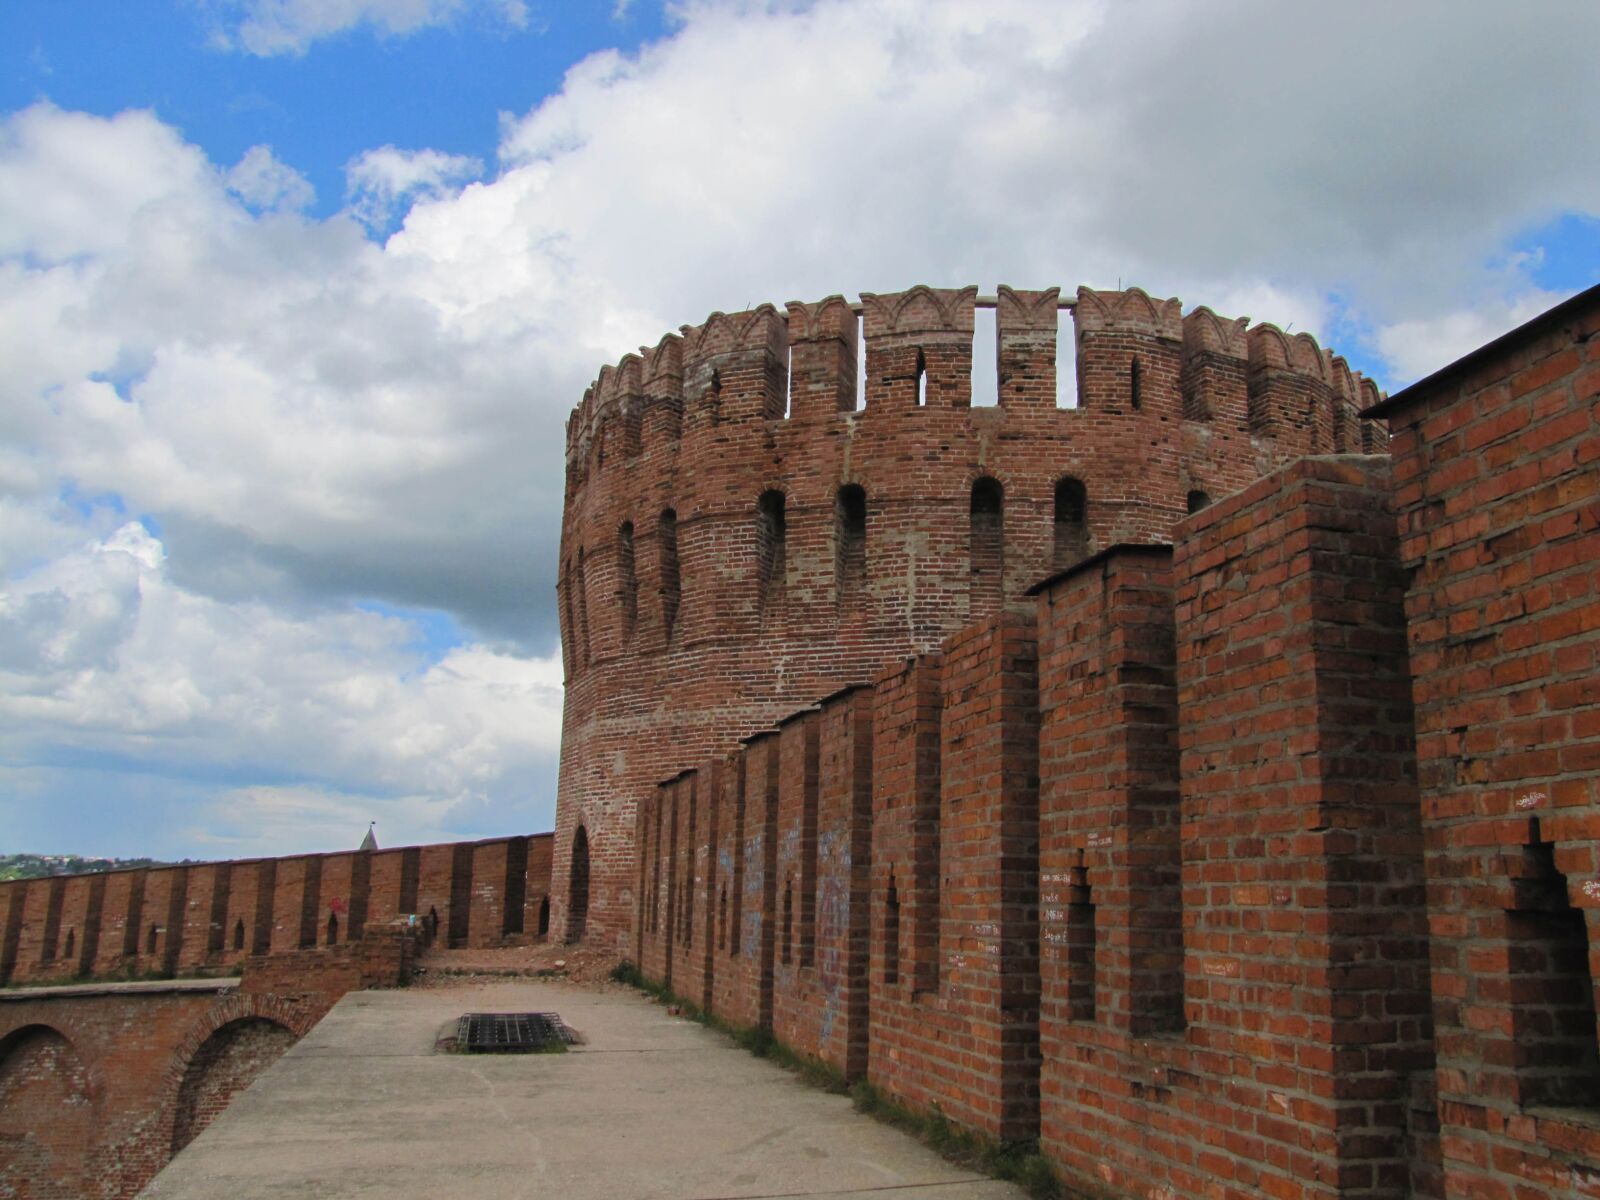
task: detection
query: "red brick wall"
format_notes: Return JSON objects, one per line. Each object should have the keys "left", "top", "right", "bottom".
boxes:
{"left": 0, "top": 833, "right": 553, "bottom": 989}
{"left": 730, "top": 734, "right": 780, "bottom": 1032}
{"left": 169, "top": 1017, "right": 296, "bottom": 1154}
{"left": 772, "top": 712, "right": 822, "bottom": 1046}
{"left": 0, "top": 984, "right": 324, "bottom": 1199}
{"left": 553, "top": 283, "right": 1386, "bottom": 951}
{"left": 867, "top": 654, "right": 944, "bottom": 1100}
{"left": 772, "top": 688, "right": 874, "bottom": 1078}
{"left": 1040, "top": 460, "right": 1435, "bottom": 1200}
{"left": 630, "top": 450, "right": 1454, "bottom": 1196}
{"left": 1379, "top": 285, "right": 1600, "bottom": 1200}
{"left": 708, "top": 753, "right": 750, "bottom": 1021}
{"left": 1036, "top": 545, "right": 1186, "bottom": 1190}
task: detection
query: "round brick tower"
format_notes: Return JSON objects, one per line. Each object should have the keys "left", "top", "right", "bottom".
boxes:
{"left": 551, "top": 283, "right": 1384, "bottom": 950}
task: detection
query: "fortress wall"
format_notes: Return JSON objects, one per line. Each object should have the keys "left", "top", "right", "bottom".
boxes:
{"left": 1377, "top": 285, "right": 1600, "bottom": 1200}
{"left": 685, "top": 762, "right": 723, "bottom": 1013}
{"left": 555, "top": 283, "right": 1386, "bottom": 952}
{"left": 1035, "top": 545, "right": 1188, "bottom": 1185}
{"left": 628, "top": 276, "right": 1599, "bottom": 1200}
{"left": 0, "top": 834, "right": 553, "bottom": 989}
{"left": 866, "top": 655, "right": 944, "bottom": 1100}
{"left": 0, "top": 925, "right": 412, "bottom": 1200}
{"left": 772, "top": 713, "right": 822, "bottom": 1052}
{"left": 631, "top": 453, "right": 1438, "bottom": 1196}
{"left": 732, "top": 733, "right": 781, "bottom": 1033}
{"left": 708, "top": 753, "right": 749, "bottom": 1021}
{"left": 771, "top": 686, "right": 873, "bottom": 1078}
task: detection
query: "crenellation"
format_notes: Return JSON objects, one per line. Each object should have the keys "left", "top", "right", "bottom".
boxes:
{"left": 785, "top": 295, "right": 858, "bottom": 419}
{"left": 995, "top": 285, "right": 1060, "bottom": 411}
{"left": 554, "top": 280, "right": 1388, "bottom": 950}
{"left": 1179, "top": 304, "right": 1249, "bottom": 424}
{"left": 860, "top": 285, "right": 977, "bottom": 410}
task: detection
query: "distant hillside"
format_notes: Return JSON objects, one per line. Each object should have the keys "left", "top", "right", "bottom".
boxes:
{"left": 0, "top": 853, "right": 180, "bottom": 881}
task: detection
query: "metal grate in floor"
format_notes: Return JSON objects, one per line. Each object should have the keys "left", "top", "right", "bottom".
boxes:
{"left": 456, "top": 1012, "right": 572, "bottom": 1053}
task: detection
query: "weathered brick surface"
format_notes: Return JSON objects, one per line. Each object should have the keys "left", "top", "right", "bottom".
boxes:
{"left": 1043, "top": 460, "right": 1433, "bottom": 1200}
{"left": 553, "top": 283, "right": 1384, "bottom": 951}
{"left": 867, "top": 654, "right": 945, "bottom": 1101}
{"left": 0, "top": 986, "right": 323, "bottom": 1199}
{"left": 0, "top": 834, "right": 552, "bottom": 989}
{"left": 1377, "top": 284, "right": 1600, "bottom": 1200}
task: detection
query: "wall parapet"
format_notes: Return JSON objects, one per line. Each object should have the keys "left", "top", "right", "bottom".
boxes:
{"left": 0, "top": 832, "right": 552, "bottom": 991}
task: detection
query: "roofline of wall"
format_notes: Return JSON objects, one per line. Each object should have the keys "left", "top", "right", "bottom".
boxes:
{"left": 1024, "top": 542, "right": 1175, "bottom": 597}
{"left": 1364, "top": 281, "right": 1600, "bottom": 418}
{"left": 0, "top": 977, "right": 241, "bottom": 1003}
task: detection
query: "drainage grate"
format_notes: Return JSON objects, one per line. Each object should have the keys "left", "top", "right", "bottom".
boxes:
{"left": 456, "top": 1012, "right": 572, "bottom": 1053}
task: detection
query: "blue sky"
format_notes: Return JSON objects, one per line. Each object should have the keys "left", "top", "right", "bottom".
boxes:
{"left": 4, "top": 3, "right": 668, "bottom": 227}
{"left": 0, "top": 0, "right": 1595, "bottom": 861}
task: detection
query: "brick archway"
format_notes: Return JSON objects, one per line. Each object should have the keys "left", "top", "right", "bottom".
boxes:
{"left": 0, "top": 1023, "right": 99, "bottom": 1199}
{"left": 160, "top": 993, "right": 318, "bottom": 1155}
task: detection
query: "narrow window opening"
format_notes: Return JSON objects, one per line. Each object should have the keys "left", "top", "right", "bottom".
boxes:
{"left": 428, "top": 906, "right": 439, "bottom": 941}
{"left": 835, "top": 484, "right": 867, "bottom": 610}
{"left": 658, "top": 509, "right": 680, "bottom": 643}
{"left": 704, "top": 368, "right": 723, "bottom": 425}
{"left": 1510, "top": 822, "right": 1600, "bottom": 1107}
{"left": 756, "top": 490, "right": 787, "bottom": 617}
{"left": 782, "top": 881, "right": 794, "bottom": 966}
{"left": 971, "top": 307, "right": 998, "bottom": 406}
{"left": 1186, "top": 490, "right": 1211, "bottom": 515}
{"left": 1056, "top": 309, "right": 1079, "bottom": 409}
{"left": 969, "top": 476, "right": 1005, "bottom": 616}
{"left": 538, "top": 895, "right": 550, "bottom": 937}
{"left": 617, "top": 522, "right": 637, "bottom": 641}
{"left": 147, "top": 924, "right": 159, "bottom": 955}
{"left": 1067, "top": 854, "right": 1097, "bottom": 1022}
{"left": 915, "top": 347, "right": 927, "bottom": 407}
{"left": 326, "top": 913, "right": 338, "bottom": 946}
{"left": 63, "top": 929, "right": 75, "bottom": 961}
{"left": 884, "top": 874, "right": 900, "bottom": 986}
{"left": 233, "top": 919, "right": 245, "bottom": 951}
{"left": 1130, "top": 357, "right": 1142, "bottom": 410}
{"left": 568, "top": 825, "right": 591, "bottom": 943}
{"left": 1053, "top": 477, "right": 1088, "bottom": 568}
{"left": 784, "top": 346, "right": 792, "bottom": 417}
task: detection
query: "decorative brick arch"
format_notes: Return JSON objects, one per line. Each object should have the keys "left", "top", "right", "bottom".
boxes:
{"left": 159, "top": 992, "right": 317, "bottom": 1154}
{"left": 0, "top": 1022, "right": 100, "bottom": 1199}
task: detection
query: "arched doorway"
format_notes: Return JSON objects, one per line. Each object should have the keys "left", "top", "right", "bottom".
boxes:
{"left": 171, "top": 1017, "right": 296, "bottom": 1153}
{"left": 567, "top": 825, "right": 591, "bottom": 943}
{"left": 0, "top": 1025, "right": 95, "bottom": 1199}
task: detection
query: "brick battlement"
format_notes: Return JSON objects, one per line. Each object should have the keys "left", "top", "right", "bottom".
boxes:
{"left": 628, "top": 283, "right": 1600, "bottom": 1200}
{"left": 552, "top": 282, "right": 1388, "bottom": 951}
{"left": 0, "top": 833, "right": 552, "bottom": 990}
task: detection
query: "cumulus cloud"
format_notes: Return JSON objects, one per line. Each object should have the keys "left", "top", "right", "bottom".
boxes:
{"left": 203, "top": 0, "right": 530, "bottom": 56}
{"left": 5, "top": 0, "right": 1598, "bottom": 856}
{"left": 345, "top": 146, "right": 483, "bottom": 232}
{"left": 0, "top": 522, "right": 562, "bottom": 853}
{"left": 226, "top": 145, "right": 315, "bottom": 212}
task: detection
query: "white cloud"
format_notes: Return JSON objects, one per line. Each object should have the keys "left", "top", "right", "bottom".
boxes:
{"left": 204, "top": 0, "right": 530, "bottom": 56}
{"left": 345, "top": 146, "right": 483, "bottom": 232}
{"left": 226, "top": 145, "right": 315, "bottom": 213}
{"left": 5, "top": 0, "right": 1599, "bottom": 855}
{"left": 1375, "top": 290, "right": 1569, "bottom": 387}
{"left": 0, "top": 522, "right": 562, "bottom": 853}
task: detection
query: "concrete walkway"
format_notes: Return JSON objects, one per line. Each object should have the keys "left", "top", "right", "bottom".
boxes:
{"left": 140, "top": 979, "right": 1026, "bottom": 1199}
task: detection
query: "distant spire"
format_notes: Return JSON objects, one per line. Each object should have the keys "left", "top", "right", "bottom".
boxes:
{"left": 359, "top": 822, "right": 378, "bottom": 852}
